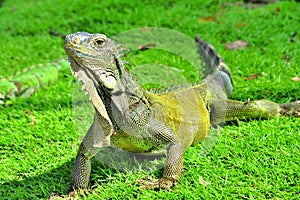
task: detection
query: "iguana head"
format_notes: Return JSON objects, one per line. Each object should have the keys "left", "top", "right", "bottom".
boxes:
{"left": 65, "top": 32, "right": 120, "bottom": 90}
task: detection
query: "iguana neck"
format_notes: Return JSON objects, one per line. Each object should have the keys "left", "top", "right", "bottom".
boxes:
{"left": 97, "top": 59, "right": 149, "bottom": 132}
{"left": 102, "top": 60, "right": 145, "bottom": 107}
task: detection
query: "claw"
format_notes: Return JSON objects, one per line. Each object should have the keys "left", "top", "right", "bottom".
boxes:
{"left": 137, "top": 176, "right": 179, "bottom": 190}
{"left": 68, "top": 188, "right": 88, "bottom": 199}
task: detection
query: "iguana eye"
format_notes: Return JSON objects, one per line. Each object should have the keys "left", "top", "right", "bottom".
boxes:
{"left": 94, "top": 37, "right": 106, "bottom": 46}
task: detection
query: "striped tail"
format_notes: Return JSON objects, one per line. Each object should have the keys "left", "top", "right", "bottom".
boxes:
{"left": 195, "top": 36, "right": 233, "bottom": 97}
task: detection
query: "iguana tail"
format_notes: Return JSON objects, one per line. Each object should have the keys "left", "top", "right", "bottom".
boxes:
{"left": 195, "top": 36, "right": 233, "bottom": 97}
{"left": 0, "top": 59, "right": 69, "bottom": 105}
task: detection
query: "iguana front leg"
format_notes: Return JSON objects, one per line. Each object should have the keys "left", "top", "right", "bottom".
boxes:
{"left": 72, "top": 111, "right": 112, "bottom": 192}
{"left": 138, "top": 118, "right": 183, "bottom": 190}
{"left": 160, "top": 142, "right": 183, "bottom": 189}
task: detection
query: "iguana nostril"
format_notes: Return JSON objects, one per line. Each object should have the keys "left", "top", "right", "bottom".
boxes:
{"left": 74, "top": 37, "right": 80, "bottom": 44}
{"left": 64, "top": 35, "right": 71, "bottom": 44}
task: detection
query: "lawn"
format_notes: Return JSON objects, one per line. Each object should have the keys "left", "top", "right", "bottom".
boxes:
{"left": 0, "top": 0, "right": 299, "bottom": 199}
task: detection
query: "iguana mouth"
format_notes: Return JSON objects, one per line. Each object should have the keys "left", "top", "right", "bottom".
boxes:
{"left": 69, "top": 56, "right": 116, "bottom": 91}
{"left": 65, "top": 45, "right": 98, "bottom": 59}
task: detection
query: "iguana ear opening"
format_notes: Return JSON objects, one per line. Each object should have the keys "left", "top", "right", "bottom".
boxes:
{"left": 100, "top": 74, "right": 116, "bottom": 89}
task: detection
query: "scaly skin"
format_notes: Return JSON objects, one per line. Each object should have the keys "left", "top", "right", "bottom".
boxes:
{"left": 64, "top": 32, "right": 300, "bottom": 194}
{"left": 0, "top": 59, "right": 69, "bottom": 105}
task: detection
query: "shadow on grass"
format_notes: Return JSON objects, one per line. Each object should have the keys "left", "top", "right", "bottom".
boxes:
{"left": 1, "top": 160, "right": 74, "bottom": 199}
{"left": 1, "top": 149, "right": 166, "bottom": 199}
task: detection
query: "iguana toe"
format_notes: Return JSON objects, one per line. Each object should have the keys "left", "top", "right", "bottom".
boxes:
{"left": 137, "top": 176, "right": 179, "bottom": 190}
{"left": 67, "top": 188, "right": 88, "bottom": 199}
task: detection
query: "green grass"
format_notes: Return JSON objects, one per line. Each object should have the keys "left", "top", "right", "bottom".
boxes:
{"left": 1, "top": 0, "right": 300, "bottom": 199}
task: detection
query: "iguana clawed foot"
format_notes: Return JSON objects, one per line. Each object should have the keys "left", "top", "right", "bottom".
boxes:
{"left": 137, "top": 176, "right": 179, "bottom": 190}
{"left": 67, "top": 188, "right": 88, "bottom": 199}
{"left": 48, "top": 189, "right": 87, "bottom": 200}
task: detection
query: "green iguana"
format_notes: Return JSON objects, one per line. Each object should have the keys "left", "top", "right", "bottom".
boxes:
{"left": 64, "top": 31, "right": 299, "bottom": 194}
{"left": 0, "top": 59, "right": 69, "bottom": 105}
